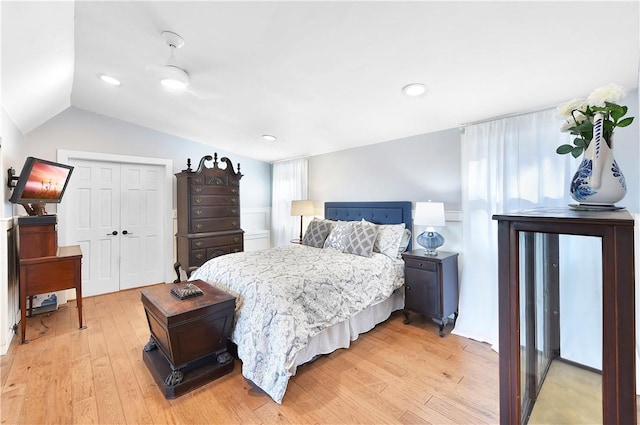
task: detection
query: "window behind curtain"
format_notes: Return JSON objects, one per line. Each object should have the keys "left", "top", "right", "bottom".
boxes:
{"left": 271, "top": 158, "right": 309, "bottom": 247}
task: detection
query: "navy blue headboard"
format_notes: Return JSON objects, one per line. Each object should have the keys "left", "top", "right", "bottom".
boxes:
{"left": 324, "top": 201, "right": 412, "bottom": 250}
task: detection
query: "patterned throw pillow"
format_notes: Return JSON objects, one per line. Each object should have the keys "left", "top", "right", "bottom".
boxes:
{"left": 323, "top": 221, "right": 354, "bottom": 251}
{"left": 374, "top": 223, "right": 406, "bottom": 258}
{"left": 345, "top": 221, "right": 379, "bottom": 257}
{"left": 302, "top": 218, "right": 334, "bottom": 248}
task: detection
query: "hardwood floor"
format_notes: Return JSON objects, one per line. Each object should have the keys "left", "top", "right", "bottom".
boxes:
{"left": 1, "top": 285, "right": 501, "bottom": 424}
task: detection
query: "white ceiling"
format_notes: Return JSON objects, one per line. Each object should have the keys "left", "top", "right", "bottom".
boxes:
{"left": 3, "top": 1, "right": 639, "bottom": 163}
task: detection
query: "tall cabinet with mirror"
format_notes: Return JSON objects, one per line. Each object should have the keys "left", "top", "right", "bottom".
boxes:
{"left": 493, "top": 208, "right": 635, "bottom": 425}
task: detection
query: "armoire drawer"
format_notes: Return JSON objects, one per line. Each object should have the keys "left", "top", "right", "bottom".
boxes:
{"left": 190, "top": 217, "right": 240, "bottom": 233}
{"left": 191, "top": 206, "right": 239, "bottom": 219}
{"left": 190, "top": 184, "right": 239, "bottom": 196}
{"left": 191, "top": 234, "right": 243, "bottom": 250}
{"left": 190, "top": 244, "right": 243, "bottom": 266}
{"left": 190, "top": 195, "right": 239, "bottom": 207}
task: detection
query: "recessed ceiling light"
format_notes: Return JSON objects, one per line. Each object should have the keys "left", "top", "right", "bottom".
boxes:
{"left": 98, "top": 74, "right": 121, "bottom": 86}
{"left": 262, "top": 135, "right": 277, "bottom": 142}
{"left": 402, "top": 83, "right": 426, "bottom": 97}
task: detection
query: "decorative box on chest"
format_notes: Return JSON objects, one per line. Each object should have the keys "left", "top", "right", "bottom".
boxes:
{"left": 174, "top": 154, "right": 243, "bottom": 281}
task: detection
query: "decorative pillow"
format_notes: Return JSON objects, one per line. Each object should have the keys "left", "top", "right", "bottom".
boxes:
{"left": 345, "top": 221, "right": 379, "bottom": 257}
{"left": 302, "top": 218, "right": 334, "bottom": 248}
{"left": 323, "top": 221, "right": 354, "bottom": 251}
{"left": 397, "top": 228, "right": 412, "bottom": 256}
{"left": 373, "top": 223, "right": 406, "bottom": 258}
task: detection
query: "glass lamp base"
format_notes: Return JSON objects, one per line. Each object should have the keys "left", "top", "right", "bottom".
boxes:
{"left": 417, "top": 230, "right": 444, "bottom": 256}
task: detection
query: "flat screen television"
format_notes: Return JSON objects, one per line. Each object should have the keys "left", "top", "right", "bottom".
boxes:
{"left": 9, "top": 157, "right": 74, "bottom": 205}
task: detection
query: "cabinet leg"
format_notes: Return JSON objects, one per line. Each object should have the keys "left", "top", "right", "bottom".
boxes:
{"left": 402, "top": 310, "right": 411, "bottom": 324}
{"left": 438, "top": 317, "right": 449, "bottom": 337}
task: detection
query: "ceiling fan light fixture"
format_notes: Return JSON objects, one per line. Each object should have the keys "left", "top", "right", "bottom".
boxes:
{"left": 160, "top": 65, "right": 190, "bottom": 90}
{"left": 402, "top": 83, "right": 426, "bottom": 97}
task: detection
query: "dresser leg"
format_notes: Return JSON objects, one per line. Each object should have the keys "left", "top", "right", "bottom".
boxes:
{"left": 402, "top": 310, "right": 411, "bottom": 324}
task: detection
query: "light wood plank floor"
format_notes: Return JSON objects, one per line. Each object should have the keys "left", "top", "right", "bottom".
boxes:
{"left": 4, "top": 285, "right": 497, "bottom": 424}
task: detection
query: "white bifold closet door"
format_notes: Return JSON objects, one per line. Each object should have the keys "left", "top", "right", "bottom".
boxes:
{"left": 61, "top": 159, "right": 165, "bottom": 297}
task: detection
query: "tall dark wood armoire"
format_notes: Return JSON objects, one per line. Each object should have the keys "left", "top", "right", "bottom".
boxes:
{"left": 174, "top": 154, "right": 243, "bottom": 282}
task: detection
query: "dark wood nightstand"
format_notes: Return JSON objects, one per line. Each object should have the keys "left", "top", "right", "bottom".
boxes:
{"left": 401, "top": 250, "right": 459, "bottom": 337}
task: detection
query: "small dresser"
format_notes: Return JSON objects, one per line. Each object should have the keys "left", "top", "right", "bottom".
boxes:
{"left": 401, "top": 250, "right": 459, "bottom": 336}
{"left": 174, "top": 154, "right": 243, "bottom": 281}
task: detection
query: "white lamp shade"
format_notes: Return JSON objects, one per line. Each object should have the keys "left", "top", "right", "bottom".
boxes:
{"left": 414, "top": 202, "right": 445, "bottom": 227}
{"left": 291, "top": 200, "right": 314, "bottom": 216}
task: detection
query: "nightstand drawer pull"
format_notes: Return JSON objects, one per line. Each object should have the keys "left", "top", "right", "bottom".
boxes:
{"left": 404, "top": 258, "right": 437, "bottom": 271}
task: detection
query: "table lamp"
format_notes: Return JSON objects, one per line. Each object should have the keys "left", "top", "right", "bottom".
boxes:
{"left": 291, "top": 200, "right": 314, "bottom": 242}
{"left": 414, "top": 201, "right": 446, "bottom": 256}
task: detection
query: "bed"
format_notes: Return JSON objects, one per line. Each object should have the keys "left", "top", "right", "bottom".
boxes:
{"left": 189, "top": 201, "right": 412, "bottom": 403}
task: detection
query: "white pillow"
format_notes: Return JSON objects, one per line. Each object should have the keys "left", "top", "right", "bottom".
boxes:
{"left": 373, "top": 222, "right": 406, "bottom": 258}
{"left": 397, "top": 228, "right": 412, "bottom": 255}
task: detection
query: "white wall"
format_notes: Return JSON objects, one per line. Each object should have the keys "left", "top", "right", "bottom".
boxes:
{"left": 1, "top": 106, "right": 24, "bottom": 354}
{"left": 308, "top": 127, "right": 463, "bottom": 253}
{"left": 309, "top": 128, "right": 462, "bottom": 209}
{"left": 20, "top": 107, "right": 273, "bottom": 212}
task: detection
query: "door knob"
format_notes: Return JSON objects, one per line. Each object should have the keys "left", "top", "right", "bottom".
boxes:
{"left": 107, "top": 231, "right": 118, "bottom": 236}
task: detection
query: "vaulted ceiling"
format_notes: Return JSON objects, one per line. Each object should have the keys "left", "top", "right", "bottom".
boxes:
{"left": 3, "top": 1, "right": 639, "bottom": 162}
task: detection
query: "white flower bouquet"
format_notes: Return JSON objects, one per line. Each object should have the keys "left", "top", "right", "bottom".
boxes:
{"left": 556, "top": 83, "right": 634, "bottom": 157}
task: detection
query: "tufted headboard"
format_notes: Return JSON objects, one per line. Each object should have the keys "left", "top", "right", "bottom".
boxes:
{"left": 324, "top": 201, "right": 412, "bottom": 251}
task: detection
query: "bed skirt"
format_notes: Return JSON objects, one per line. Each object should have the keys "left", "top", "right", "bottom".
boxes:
{"left": 291, "top": 287, "right": 405, "bottom": 370}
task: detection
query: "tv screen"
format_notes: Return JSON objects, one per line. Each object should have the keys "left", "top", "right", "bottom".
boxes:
{"left": 9, "top": 157, "right": 74, "bottom": 204}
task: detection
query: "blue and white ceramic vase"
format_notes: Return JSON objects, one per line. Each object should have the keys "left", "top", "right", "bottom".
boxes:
{"left": 569, "top": 113, "right": 626, "bottom": 206}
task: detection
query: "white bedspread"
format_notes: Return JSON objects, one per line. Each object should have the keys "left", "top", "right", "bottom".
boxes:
{"left": 189, "top": 244, "right": 404, "bottom": 403}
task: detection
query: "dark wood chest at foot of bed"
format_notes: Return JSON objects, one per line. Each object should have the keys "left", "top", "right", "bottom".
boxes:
{"left": 141, "top": 280, "right": 236, "bottom": 399}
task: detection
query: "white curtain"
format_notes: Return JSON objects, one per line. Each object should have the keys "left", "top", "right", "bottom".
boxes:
{"left": 453, "top": 108, "right": 575, "bottom": 349}
{"left": 271, "top": 158, "right": 309, "bottom": 247}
